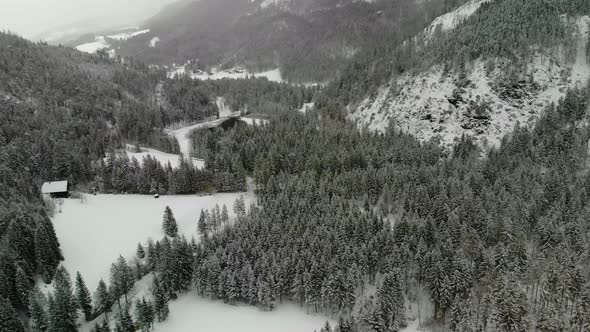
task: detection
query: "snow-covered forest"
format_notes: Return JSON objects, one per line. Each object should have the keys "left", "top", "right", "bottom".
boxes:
{"left": 1, "top": 0, "right": 590, "bottom": 331}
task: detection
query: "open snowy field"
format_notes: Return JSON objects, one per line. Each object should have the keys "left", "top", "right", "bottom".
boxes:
{"left": 154, "top": 290, "right": 334, "bottom": 332}
{"left": 79, "top": 274, "right": 335, "bottom": 332}
{"left": 51, "top": 191, "right": 254, "bottom": 291}
{"left": 168, "top": 65, "right": 283, "bottom": 83}
{"left": 123, "top": 145, "right": 205, "bottom": 169}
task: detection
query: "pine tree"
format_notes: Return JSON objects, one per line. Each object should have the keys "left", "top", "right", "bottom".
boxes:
{"left": 76, "top": 272, "right": 93, "bottom": 321}
{"left": 115, "top": 309, "right": 134, "bottom": 332}
{"left": 137, "top": 243, "right": 146, "bottom": 259}
{"left": 110, "top": 256, "right": 135, "bottom": 307}
{"left": 47, "top": 267, "right": 77, "bottom": 332}
{"left": 152, "top": 276, "right": 169, "bottom": 322}
{"left": 162, "top": 206, "right": 179, "bottom": 237}
{"left": 493, "top": 278, "right": 529, "bottom": 332}
{"left": 135, "top": 298, "right": 154, "bottom": 332}
{"left": 29, "top": 287, "right": 48, "bottom": 331}
{"left": 15, "top": 265, "right": 32, "bottom": 310}
{"left": 377, "top": 272, "right": 406, "bottom": 330}
{"left": 214, "top": 204, "right": 222, "bottom": 230}
{"left": 197, "top": 209, "right": 209, "bottom": 240}
{"left": 93, "top": 319, "right": 111, "bottom": 332}
{"left": 94, "top": 279, "right": 111, "bottom": 320}
{"left": 0, "top": 296, "right": 25, "bottom": 332}
{"left": 35, "top": 225, "right": 58, "bottom": 284}
{"left": 221, "top": 204, "right": 229, "bottom": 226}
{"left": 146, "top": 240, "right": 157, "bottom": 272}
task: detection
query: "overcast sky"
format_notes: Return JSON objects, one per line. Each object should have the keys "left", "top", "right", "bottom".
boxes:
{"left": 0, "top": 0, "right": 179, "bottom": 39}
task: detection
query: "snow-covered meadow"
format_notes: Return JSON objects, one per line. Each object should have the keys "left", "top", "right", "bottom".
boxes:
{"left": 167, "top": 64, "right": 283, "bottom": 83}
{"left": 123, "top": 145, "right": 205, "bottom": 169}
{"left": 154, "top": 291, "right": 334, "bottom": 332}
{"left": 51, "top": 192, "right": 254, "bottom": 291}
{"left": 50, "top": 187, "right": 345, "bottom": 332}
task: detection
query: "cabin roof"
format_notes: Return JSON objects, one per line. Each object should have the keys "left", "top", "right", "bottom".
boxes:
{"left": 41, "top": 181, "right": 68, "bottom": 194}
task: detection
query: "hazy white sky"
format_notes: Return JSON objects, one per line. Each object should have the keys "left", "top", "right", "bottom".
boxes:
{"left": 0, "top": 0, "right": 179, "bottom": 38}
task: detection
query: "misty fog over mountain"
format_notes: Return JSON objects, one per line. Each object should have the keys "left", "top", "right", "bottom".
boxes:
{"left": 0, "top": 0, "right": 178, "bottom": 39}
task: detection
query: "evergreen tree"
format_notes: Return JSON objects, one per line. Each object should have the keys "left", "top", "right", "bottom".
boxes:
{"left": 115, "top": 309, "right": 134, "bottom": 332}
{"left": 493, "top": 278, "right": 529, "bottom": 332}
{"left": 197, "top": 209, "right": 209, "bottom": 240}
{"left": 135, "top": 298, "right": 154, "bottom": 332}
{"left": 47, "top": 267, "right": 77, "bottom": 332}
{"left": 35, "top": 225, "right": 59, "bottom": 284}
{"left": 377, "top": 272, "right": 406, "bottom": 330}
{"left": 221, "top": 204, "right": 229, "bottom": 226}
{"left": 75, "top": 272, "right": 93, "bottom": 321}
{"left": 15, "top": 265, "right": 32, "bottom": 310}
{"left": 162, "top": 206, "right": 179, "bottom": 237}
{"left": 94, "top": 279, "right": 111, "bottom": 320}
{"left": 152, "top": 276, "right": 169, "bottom": 322}
{"left": 0, "top": 296, "right": 25, "bottom": 332}
{"left": 137, "top": 243, "right": 146, "bottom": 260}
{"left": 29, "top": 287, "right": 48, "bottom": 331}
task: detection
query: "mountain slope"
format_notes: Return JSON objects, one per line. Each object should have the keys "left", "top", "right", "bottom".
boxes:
{"left": 345, "top": 0, "right": 590, "bottom": 149}
{"left": 108, "top": 0, "right": 470, "bottom": 82}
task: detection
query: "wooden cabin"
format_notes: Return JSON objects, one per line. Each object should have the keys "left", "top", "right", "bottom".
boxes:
{"left": 41, "top": 181, "right": 70, "bottom": 198}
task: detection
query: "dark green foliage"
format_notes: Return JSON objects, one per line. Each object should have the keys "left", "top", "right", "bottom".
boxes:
{"left": 162, "top": 206, "right": 178, "bottom": 238}
{"left": 134, "top": 298, "right": 154, "bottom": 332}
{"left": 0, "top": 296, "right": 25, "bottom": 332}
{"left": 110, "top": 256, "right": 135, "bottom": 307}
{"left": 92, "top": 320, "right": 111, "bottom": 332}
{"left": 114, "top": 310, "right": 135, "bottom": 332}
{"left": 94, "top": 279, "right": 111, "bottom": 320}
{"left": 47, "top": 267, "right": 77, "bottom": 332}
{"left": 185, "top": 85, "right": 590, "bottom": 329}
{"left": 29, "top": 287, "right": 48, "bottom": 331}
{"left": 137, "top": 243, "right": 146, "bottom": 260}
{"left": 429, "top": 0, "right": 590, "bottom": 65}
{"left": 152, "top": 276, "right": 169, "bottom": 322}
{"left": 377, "top": 273, "right": 406, "bottom": 330}
{"left": 75, "top": 272, "right": 93, "bottom": 321}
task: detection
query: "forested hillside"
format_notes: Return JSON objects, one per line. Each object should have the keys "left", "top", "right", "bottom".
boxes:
{"left": 0, "top": 31, "right": 179, "bottom": 321}
{"left": 0, "top": 31, "right": 311, "bottom": 326}
{"left": 110, "top": 83, "right": 590, "bottom": 331}
{"left": 111, "top": 0, "right": 470, "bottom": 82}
{"left": 338, "top": 0, "right": 590, "bottom": 148}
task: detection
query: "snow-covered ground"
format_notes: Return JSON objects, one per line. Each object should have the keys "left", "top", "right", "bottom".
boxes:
{"left": 76, "top": 36, "right": 109, "bottom": 53}
{"left": 168, "top": 64, "right": 283, "bottom": 83}
{"left": 51, "top": 190, "right": 255, "bottom": 292}
{"left": 155, "top": 290, "right": 334, "bottom": 332}
{"left": 166, "top": 97, "right": 241, "bottom": 158}
{"left": 349, "top": 15, "right": 590, "bottom": 149}
{"left": 149, "top": 36, "right": 160, "bottom": 47}
{"left": 75, "top": 28, "right": 150, "bottom": 54}
{"left": 167, "top": 119, "right": 238, "bottom": 159}
{"left": 79, "top": 273, "right": 334, "bottom": 332}
{"left": 240, "top": 116, "right": 270, "bottom": 126}
{"left": 123, "top": 145, "right": 205, "bottom": 169}
{"left": 107, "top": 29, "right": 150, "bottom": 41}
{"left": 298, "top": 102, "right": 315, "bottom": 114}
{"left": 424, "top": 0, "right": 492, "bottom": 38}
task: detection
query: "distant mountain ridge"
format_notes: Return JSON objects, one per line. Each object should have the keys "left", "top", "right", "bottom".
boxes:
{"left": 107, "top": 0, "right": 469, "bottom": 82}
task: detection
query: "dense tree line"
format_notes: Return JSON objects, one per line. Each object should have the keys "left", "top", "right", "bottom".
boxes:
{"left": 174, "top": 85, "right": 590, "bottom": 331}
{"left": 94, "top": 151, "right": 247, "bottom": 194}
{"left": 165, "top": 75, "right": 315, "bottom": 117}
{"left": 0, "top": 30, "right": 236, "bottom": 325}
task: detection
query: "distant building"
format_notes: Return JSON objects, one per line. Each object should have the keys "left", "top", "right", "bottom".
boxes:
{"left": 41, "top": 181, "right": 69, "bottom": 198}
